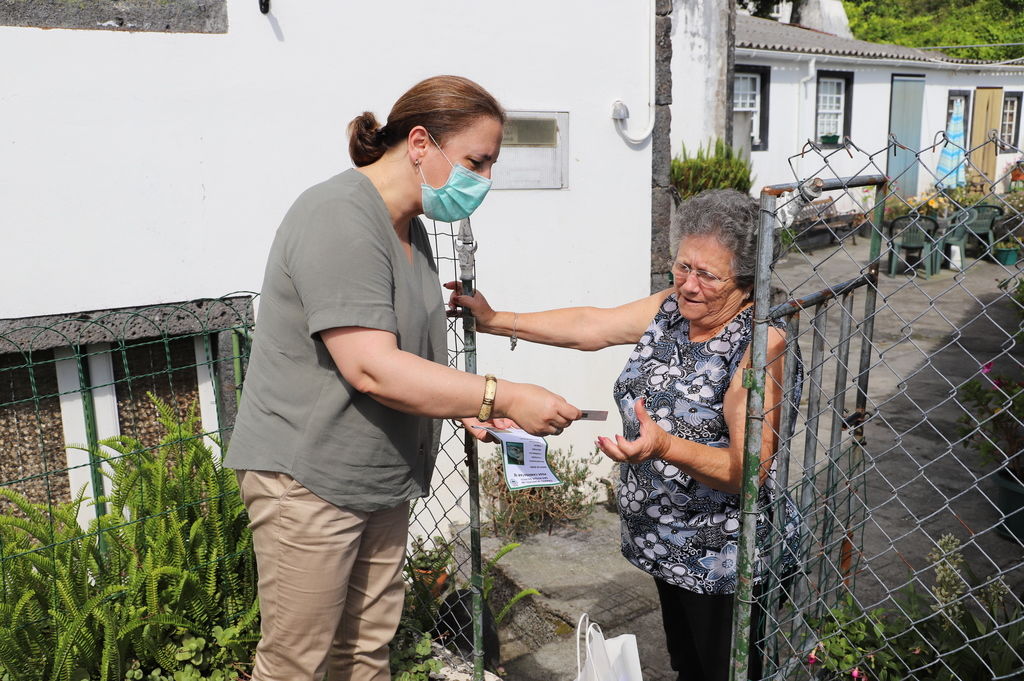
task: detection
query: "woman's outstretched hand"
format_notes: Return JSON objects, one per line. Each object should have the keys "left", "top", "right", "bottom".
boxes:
{"left": 497, "top": 381, "right": 581, "bottom": 436}
{"left": 596, "top": 398, "right": 670, "bottom": 463}
{"left": 444, "top": 281, "right": 495, "bottom": 324}
{"left": 461, "top": 416, "right": 518, "bottom": 443}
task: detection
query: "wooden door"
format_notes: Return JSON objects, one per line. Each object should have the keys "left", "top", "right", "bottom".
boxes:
{"left": 887, "top": 75, "right": 926, "bottom": 198}
{"left": 969, "top": 87, "right": 1003, "bottom": 186}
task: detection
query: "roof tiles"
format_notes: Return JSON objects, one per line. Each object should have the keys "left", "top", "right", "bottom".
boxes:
{"left": 736, "top": 14, "right": 984, "bottom": 65}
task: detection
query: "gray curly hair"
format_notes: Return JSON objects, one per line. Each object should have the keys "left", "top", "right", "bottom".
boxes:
{"left": 670, "top": 189, "right": 772, "bottom": 297}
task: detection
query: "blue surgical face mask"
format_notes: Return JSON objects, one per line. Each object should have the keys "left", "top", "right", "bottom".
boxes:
{"left": 418, "top": 134, "right": 492, "bottom": 223}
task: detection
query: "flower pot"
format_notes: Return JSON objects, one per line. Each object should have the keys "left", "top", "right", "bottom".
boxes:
{"left": 993, "top": 469, "right": 1024, "bottom": 542}
{"left": 994, "top": 247, "right": 1019, "bottom": 265}
{"left": 820, "top": 134, "right": 840, "bottom": 145}
{"left": 413, "top": 568, "right": 449, "bottom": 599}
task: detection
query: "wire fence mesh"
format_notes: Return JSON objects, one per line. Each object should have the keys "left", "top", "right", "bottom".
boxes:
{"left": 743, "top": 132, "right": 1024, "bottom": 681}
{"left": 1, "top": 133, "right": 1023, "bottom": 681}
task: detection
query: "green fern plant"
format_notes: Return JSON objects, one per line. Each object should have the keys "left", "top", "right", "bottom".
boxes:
{"left": 0, "top": 393, "right": 258, "bottom": 681}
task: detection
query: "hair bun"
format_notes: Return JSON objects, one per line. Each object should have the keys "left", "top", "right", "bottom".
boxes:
{"left": 348, "top": 111, "right": 386, "bottom": 167}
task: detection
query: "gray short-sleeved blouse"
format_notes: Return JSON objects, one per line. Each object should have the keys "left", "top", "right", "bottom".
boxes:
{"left": 224, "top": 169, "right": 447, "bottom": 512}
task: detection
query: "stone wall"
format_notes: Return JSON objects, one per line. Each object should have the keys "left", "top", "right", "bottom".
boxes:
{"left": 0, "top": 350, "right": 70, "bottom": 509}
{"left": 112, "top": 337, "right": 201, "bottom": 449}
{"left": 0, "top": 0, "right": 227, "bottom": 33}
{"left": 651, "top": 0, "right": 675, "bottom": 293}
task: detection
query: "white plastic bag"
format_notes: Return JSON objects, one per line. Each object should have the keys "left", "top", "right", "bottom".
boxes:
{"left": 573, "top": 613, "right": 644, "bottom": 681}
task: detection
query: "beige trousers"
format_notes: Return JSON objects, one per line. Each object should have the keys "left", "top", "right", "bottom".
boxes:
{"left": 238, "top": 470, "right": 409, "bottom": 681}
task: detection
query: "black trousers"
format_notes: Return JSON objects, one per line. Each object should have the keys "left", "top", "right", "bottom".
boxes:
{"left": 654, "top": 578, "right": 768, "bottom": 681}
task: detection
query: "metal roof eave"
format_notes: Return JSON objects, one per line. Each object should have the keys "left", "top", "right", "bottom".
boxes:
{"left": 735, "top": 46, "right": 1024, "bottom": 75}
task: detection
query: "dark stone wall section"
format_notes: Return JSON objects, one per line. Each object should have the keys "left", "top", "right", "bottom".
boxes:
{"left": 0, "top": 350, "right": 71, "bottom": 511}
{"left": 0, "top": 296, "right": 254, "bottom": 354}
{"left": 112, "top": 337, "right": 200, "bottom": 450}
{"left": 0, "top": 0, "right": 227, "bottom": 34}
{"left": 651, "top": 2, "right": 674, "bottom": 293}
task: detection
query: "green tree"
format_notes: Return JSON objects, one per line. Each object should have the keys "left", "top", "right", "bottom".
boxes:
{"left": 843, "top": 0, "right": 1024, "bottom": 61}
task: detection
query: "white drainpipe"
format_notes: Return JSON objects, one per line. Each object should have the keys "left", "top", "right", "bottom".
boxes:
{"left": 798, "top": 57, "right": 817, "bottom": 148}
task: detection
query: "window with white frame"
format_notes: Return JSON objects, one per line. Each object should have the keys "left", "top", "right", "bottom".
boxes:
{"left": 735, "top": 73, "right": 759, "bottom": 112}
{"left": 817, "top": 78, "right": 844, "bottom": 140}
{"left": 1000, "top": 92, "right": 1022, "bottom": 150}
{"left": 734, "top": 73, "right": 759, "bottom": 139}
{"left": 734, "top": 65, "right": 770, "bottom": 151}
{"left": 815, "top": 71, "right": 853, "bottom": 146}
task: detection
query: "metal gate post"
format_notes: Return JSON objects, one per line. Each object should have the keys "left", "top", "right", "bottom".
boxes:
{"left": 456, "top": 218, "right": 486, "bottom": 681}
{"left": 730, "top": 189, "right": 779, "bottom": 681}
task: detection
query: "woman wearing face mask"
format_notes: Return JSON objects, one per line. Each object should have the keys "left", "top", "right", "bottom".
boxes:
{"left": 224, "top": 75, "right": 581, "bottom": 681}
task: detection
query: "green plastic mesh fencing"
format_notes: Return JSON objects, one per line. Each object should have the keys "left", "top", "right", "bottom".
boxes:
{"left": 0, "top": 297, "right": 257, "bottom": 680}
{"left": 0, "top": 217, "right": 480, "bottom": 679}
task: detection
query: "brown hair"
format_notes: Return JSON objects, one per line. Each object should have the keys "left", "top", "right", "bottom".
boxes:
{"left": 347, "top": 75, "right": 505, "bottom": 167}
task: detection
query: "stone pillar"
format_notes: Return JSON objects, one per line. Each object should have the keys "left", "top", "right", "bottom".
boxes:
{"left": 651, "top": 0, "right": 675, "bottom": 293}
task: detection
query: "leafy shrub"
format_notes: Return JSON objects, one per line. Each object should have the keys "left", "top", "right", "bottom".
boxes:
{"left": 943, "top": 185, "right": 985, "bottom": 208}
{"left": 480, "top": 447, "right": 600, "bottom": 538}
{"left": 0, "top": 395, "right": 258, "bottom": 681}
{"left": 957, "top": 363, "right": 1024, "bottom": 480}
{"left": 883, "top": 188, "right": 953, "bottom": 222}
{"left": 997, "top": 189, "right": 1024, "bottom": 217}
{"left": 807, "top": 595, "right": 907, "bottom": 681}
{"left": 389, "top": 631, "right": 442, "bottom": 681}
{"left": 670, "top": 139, "right": 752, "bottom": 200}
{"left": 807, "top": 535, "right": 1023, "bottom": 681}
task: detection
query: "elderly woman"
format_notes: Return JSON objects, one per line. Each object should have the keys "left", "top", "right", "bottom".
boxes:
{"left": 449, "top": 189, "right": 801, "bottom": 681}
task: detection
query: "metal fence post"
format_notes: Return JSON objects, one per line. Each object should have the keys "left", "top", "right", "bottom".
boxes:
{"left": 456, "top": 218, "right": 486, "bottom": 681}
{"left": 730, "top": 190, "right": 779, "bottom": 681}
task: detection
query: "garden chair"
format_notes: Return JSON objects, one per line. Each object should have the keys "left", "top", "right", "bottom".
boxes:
{"left": 888, "top": 214, "right": 941, "bottom": 278}
{"left": 933, "top": 207, "right": 977, "bottom": 271}
{"left": 965, "top": 204, "right": 1004, "bottom": 257}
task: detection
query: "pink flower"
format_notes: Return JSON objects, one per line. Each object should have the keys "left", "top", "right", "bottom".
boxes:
{"left": 807, "top": 652, "right": 820, "bottom": 665}
{"left": 981, "top": 361, "right": 994, "bottom": 374}
{"left": 851, "top": 668, "right": 863, "bottom": 679}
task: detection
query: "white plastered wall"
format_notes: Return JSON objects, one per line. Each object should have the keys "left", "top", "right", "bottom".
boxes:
{"left": 1, "top": 0, "right": 669, "bottom": 524}
{"left": 670, "top": 0, "right": 730, "bottom": 157}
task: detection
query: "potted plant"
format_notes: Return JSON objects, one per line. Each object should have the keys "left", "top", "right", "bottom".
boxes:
{"left": 958, "top": 362, "right": 1024, "bottom": 541}
{"left": 408, "top": 535, "right": 453, "bottom": 599}
{"left": 819, "top": 133, "right": 840, "bottom": 145}
{"left": 993, "top": 237, "right": 1021, "bottom": 266}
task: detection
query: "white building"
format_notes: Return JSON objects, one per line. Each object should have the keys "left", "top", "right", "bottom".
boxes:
{"left": 733, "top": 14, "right": 1024, "bottom": 201}
{"left": 0, "top": 0, "right": 729, "bottom": 526}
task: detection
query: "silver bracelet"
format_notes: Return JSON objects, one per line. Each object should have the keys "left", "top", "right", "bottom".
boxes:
{"left": 510, "top": 312, "right": 518, "bottom": 351}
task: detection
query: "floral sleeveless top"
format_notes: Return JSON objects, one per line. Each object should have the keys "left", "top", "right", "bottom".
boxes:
{"left": 613, "top": 294, "right": 802, "bottom": 595}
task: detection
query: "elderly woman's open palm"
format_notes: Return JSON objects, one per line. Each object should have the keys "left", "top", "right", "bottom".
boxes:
{"left": 597, "top": 398, "right": 670, "bottom": 464}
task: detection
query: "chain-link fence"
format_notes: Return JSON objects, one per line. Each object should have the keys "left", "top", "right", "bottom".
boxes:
{"left": 737, "top": 133, "right": 1024, "bottom": 681}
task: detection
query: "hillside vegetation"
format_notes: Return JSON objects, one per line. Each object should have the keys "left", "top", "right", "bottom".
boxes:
{"left": 843, "top": 0, "right": 1024, "bottom": 61}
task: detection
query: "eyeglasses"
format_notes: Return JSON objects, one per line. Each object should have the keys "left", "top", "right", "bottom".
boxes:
{"left": 671, "top": 261, "right": 732, "bottom": 287}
